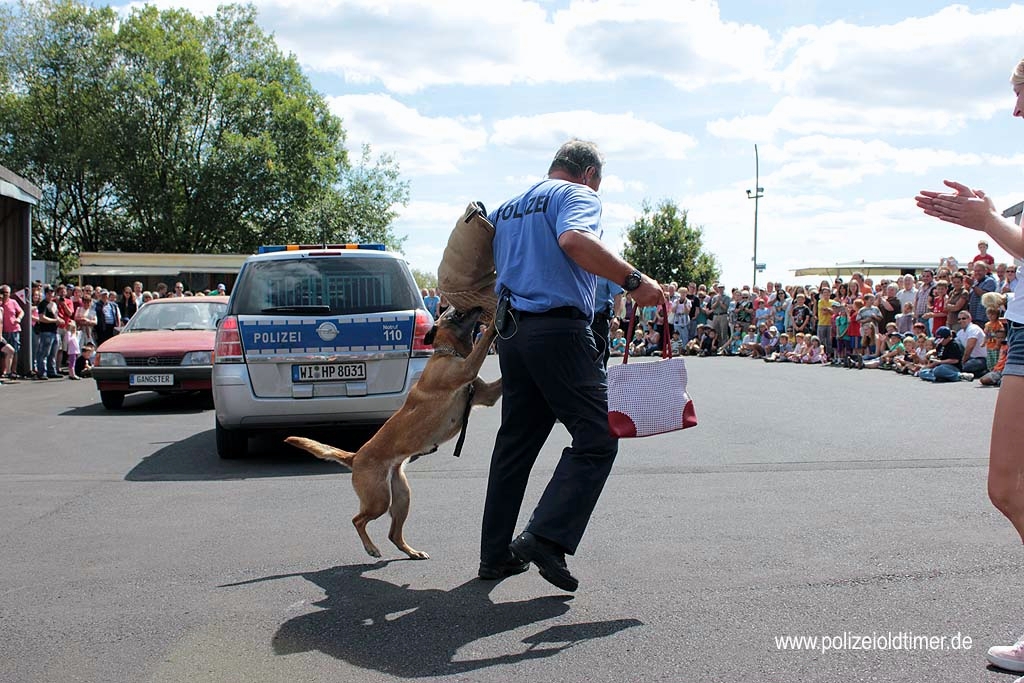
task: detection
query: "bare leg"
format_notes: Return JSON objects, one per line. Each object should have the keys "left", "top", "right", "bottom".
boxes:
{"left": 988, "top": 375, "right": 1024, "bottom": 543}
{"left": 387, "top": 463, "right": 428, "bottom": 559}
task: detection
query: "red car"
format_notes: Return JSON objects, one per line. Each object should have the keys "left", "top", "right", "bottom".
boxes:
{"left": 92, "top": 296, "right": 229, "bottom": 409}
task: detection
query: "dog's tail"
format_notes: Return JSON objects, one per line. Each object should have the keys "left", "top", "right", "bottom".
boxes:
{"left": 284, "top": 436, "right": 356, "bottom": 467}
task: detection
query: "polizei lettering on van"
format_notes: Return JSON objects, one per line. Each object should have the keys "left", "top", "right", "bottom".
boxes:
{"left": 239, "top": 316, "right": 415, "bottom": 353}
{"left": 253, "top": 330, "right": 302, "bottom": 345}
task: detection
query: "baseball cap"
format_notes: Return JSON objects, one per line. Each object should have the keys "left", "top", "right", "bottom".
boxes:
{"left": 934, "top": 326, "right": 952, "bottom": 338}
{"left": 217, "top": 283, "right": 226, "bottom": 291}
{"left": 769, "top": 326, "right": 778, "bottom": 333}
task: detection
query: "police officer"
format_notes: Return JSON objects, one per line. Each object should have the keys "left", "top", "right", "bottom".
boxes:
{"left": 477, "top": 139, "right": 665, "bottom": 591}
{"left": 591, "top": 276, "right": 623, "bottom": 368}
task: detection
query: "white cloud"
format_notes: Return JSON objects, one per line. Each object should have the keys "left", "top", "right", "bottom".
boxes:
{"left": 707, "top": 96, "right": 992, "bottom": 141}
{"left": 754, "top": 136, "right": 1024, "bottom": 189}
{"left": 775, "top": 5, "right": 1024, "bottom": 104}
{"left": 116, "top": 0, "right": 773, "bottom": 93}
{"left": 599, "top": 174, "right": 646, "bottom": 194}
{"left": 490, "top": 111, "right": 697, "bottom": 159}
{"left": 325, "top": 94, "right": 487, "bottom": 175}
{"left": 554, "top": 0, "right": 773, "bottom": 90}
{"left": 709, "top": 5, "right": 1023, "bottom": 142}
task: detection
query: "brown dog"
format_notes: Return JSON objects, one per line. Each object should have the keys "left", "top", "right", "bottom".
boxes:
{"left": 285, "top": 306, "right": 501, "bottom": 560}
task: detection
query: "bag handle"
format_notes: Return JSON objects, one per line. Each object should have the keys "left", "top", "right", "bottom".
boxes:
{"left": 620, "top": 301, "right": 671, "bottom": 365}
{"left": 621, "top": 307, "right": 638, "bottom": 365}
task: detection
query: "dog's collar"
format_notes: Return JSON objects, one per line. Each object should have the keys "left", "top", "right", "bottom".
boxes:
{"left": 432, "top": 343, "right": 465, "bottom": 358}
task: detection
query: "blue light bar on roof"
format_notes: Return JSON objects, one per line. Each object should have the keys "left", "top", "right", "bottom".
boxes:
{"left": 258, "top": 243, "right": 386, "bottom": 254}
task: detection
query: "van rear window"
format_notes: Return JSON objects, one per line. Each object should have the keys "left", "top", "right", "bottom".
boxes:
{"left": 232, "top": 257, "right": 420, "bottom": 316}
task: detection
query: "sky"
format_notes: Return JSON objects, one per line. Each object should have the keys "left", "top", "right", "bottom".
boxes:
{"left": 110, "top": 0, "right": 1024, "bottom": 288}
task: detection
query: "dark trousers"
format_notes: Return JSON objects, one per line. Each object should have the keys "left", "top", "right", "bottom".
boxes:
{"left": 590, "top": 313, "right": 611, "bottom": 369}
{"left": 963, "top": 357, "right": 987, "bottom": 377}
{"left": 480, "top": 315, "right": 618, "bottom": 563}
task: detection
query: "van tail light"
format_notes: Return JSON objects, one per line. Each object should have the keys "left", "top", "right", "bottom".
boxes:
{"left": 213, "top": 315, "right": 243, "bottom": 363}
{"left": 411, "top": 309, "right": 435, "bottom": 358}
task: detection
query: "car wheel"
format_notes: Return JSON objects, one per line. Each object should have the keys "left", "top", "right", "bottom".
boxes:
{"left": 216, "top": 419, "right": 249, "bottom": 459}
{"left": 100, "top": 391, "right": 125, "bottom": 409}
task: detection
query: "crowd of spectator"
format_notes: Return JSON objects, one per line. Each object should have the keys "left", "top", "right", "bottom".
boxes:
{"left": 0, "top": 279, "right": 228, "bottom": 384}
{"left": 608, "top": 241, "right": 1015, "bottom": 386}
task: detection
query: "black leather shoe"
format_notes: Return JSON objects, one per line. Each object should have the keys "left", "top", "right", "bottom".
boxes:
{"left": 509, "top": 531, "right": 578, "bottom": 592}
{"left": 478, "top": 555, "right": 530, "bottom": 581}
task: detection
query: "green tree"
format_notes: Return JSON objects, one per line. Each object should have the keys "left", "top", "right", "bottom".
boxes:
{"left": 410, "top": 268, "right": 437, "bottom": 291}
{"left": 0, "top": 0, "right": 123, "bottom": 270}
{"left": 108, "top": 4, "right": 349, "bottom": 254}
{"left": 622, "top": 199, "right": 720, "bottom": 287}
{"left": 0, "top": 1, "right": 409, "bottom": 273}
{"left": 292, "top": 145, "right": 409, "bottom": 251}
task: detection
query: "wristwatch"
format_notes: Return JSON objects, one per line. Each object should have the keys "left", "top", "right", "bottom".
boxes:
{"left": 623, "top": 270, "right": 642, "bottom": 292}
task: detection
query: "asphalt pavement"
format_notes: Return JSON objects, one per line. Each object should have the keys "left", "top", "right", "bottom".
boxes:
{"left": 1, "top": 357, "right": 1021, "bottom": 683}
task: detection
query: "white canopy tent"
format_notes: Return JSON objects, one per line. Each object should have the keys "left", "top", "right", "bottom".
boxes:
{"left": 792, "top": 260, "right": 941, "bottom": 279}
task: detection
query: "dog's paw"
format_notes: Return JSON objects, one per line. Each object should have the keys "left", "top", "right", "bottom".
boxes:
{"left": 364, "top": 546, "right": 382, "bottom": 558}
{"left": 406, "top": 550, "right": 430, "bottom": 560}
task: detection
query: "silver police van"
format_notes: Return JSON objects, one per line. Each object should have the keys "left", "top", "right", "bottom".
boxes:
{"left": 211, "top": 244, "right": 434, "bottom": 458}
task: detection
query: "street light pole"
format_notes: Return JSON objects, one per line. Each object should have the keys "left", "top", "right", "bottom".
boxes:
{"left": 746, "top": 144, "right": 764, "bottom": 289}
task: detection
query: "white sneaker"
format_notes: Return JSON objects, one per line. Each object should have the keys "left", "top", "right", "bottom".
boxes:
{"left": 988, "top": 635, "right": 1024, "bottom": 672}
{"left": 959, "top": 372, "right": 974, "bottom": 381}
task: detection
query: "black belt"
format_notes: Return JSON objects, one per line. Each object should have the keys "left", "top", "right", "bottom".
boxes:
{"left": 515, "top": 306, "right": 587, "bottom": 321}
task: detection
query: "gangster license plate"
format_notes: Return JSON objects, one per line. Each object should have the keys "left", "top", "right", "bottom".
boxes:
{"left": 292, "top": 363, "right": 367, "bottom": 383}
{"left": 129, "top": 373, "right": 173, "bottom": 386}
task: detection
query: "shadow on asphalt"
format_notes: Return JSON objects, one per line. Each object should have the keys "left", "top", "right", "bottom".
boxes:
{"left": 222, "top": 562, "right": 642, "bottom": 677}
{"left": 124, "top": 428, "right": 378, "bottom": 482}
{"left": 62, "top": 391, "right": 215, "bottom": 416}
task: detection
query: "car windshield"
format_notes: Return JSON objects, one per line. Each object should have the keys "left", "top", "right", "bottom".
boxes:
{"left": 124, "top": 301, "right": 228, "bottom": 332}
{"left": 231, "top": 256, "right": 421, "bottom": 316}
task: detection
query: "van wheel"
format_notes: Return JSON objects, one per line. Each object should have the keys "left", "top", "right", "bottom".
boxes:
{"left": 216, "top": 419, "right": 248, "bottom": 459}
{"left": 100, "top": 391, "right": 125, "bottom": 409}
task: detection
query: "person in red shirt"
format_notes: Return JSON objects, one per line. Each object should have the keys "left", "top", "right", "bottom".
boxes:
{"left": 54, "top": 284, "right": 75, "bottom": 373}
{"left": 972, "top": 239, "right": 996, "bottom": 267}
{"left": 923, "top": 279, "right": 949, "bottom": 331}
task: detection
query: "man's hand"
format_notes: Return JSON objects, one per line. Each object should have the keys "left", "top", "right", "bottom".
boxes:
{"left": 630, "top": 274, "right": 665, "bottom": 307}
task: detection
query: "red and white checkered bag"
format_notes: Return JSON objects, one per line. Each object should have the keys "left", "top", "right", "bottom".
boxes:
{"left": 608, "top": 303, "right": 697, "bottom": 438}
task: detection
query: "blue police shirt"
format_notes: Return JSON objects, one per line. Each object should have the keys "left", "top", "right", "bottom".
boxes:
{"left": 490, "top": 178, "right": 602, "bottom": 319}
{"left": 594, "top": 277, "right": 623, "bottom": 317}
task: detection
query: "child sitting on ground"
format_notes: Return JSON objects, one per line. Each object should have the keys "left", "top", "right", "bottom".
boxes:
{"left": 738, "top": 325, "right": 758, "bottom": 357}
{"left": 629, "top": 328, "right": 646, "bottom": 356}
{"left": 610, "top": 328, "right": 626, "bottom": 357}
{"left": 785, "top": 333, "right": 808, "bottom": 362}
{"left": 893, "top": 336, "right": 920, "bottom": 375}
{"left": 765, "top": 333, "right": 793, "bottom": 362}
{"left": 684, "top": 326, "right": 704, "bottom": 356}
{"left": 980, "top": 329, "right": 1009, "bottom": 386}
{"left": 800, "top": 335, "right": 827, "bottom": 364}
{"left": 75, "top": 343, "right": 95, "bottom": 378}
{"left": 699, "top": 328, "right": 720, "bottom": 357}
{"left": 723, "top": 329, "right": 743, "bottom": 356}
{"left": 863, "top": 330, "right": 904, "bottom": 369}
